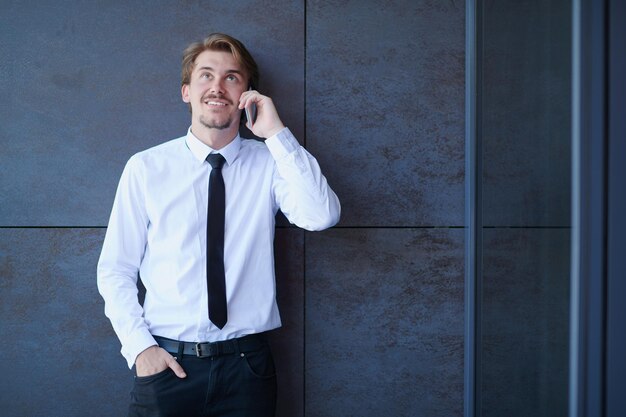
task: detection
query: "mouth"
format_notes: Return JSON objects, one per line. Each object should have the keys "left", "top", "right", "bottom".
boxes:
{"left": 202, "top": 95, "right": 231, "bottom": 108}
{"left": 204, "top": 100, "right": 228, "bottom": 107}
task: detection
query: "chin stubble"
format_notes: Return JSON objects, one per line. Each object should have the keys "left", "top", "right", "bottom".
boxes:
{"left": 199, "top": 115, "right": 233, "bottom": 130}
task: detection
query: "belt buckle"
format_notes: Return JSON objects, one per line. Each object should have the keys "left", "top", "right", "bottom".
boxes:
{"left": 195, "top": 342, "right": 215, "bottom": 358}
{"left": 195, "top": 342, "right": 205, "bottom": 358}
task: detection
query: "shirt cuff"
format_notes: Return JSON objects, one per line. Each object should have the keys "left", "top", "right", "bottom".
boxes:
{"left": 265, "top": 127, "right": 300, "bottom": 160}
{"left": 122, "top": 329, "right": 158, "bottom": 369}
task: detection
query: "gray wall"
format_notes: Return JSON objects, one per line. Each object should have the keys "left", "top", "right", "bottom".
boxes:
{"left": 0, "top": 1, "right": 465, "bottom": 416}
{"left": 479, "top": 0, "right": 571, "bottom": 415}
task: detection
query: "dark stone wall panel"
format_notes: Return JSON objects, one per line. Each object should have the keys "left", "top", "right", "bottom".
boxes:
{"left": 0, "top": 0, "right": 304, "bottom": 226}
{"left": 0, "top": 228, "right": 129, "bottom": 416}
{"left": 270, "top": 228, "right": 305, "bottom": 417}
{"left": 2, "top": 2, "right": 468, "bottom": 416}
{"left": 0, "top": 227, "right": 305, "bottom": 417}
{"left": 306, "top": 0, "right": 465, "bottom": 227}
{"left": 481, "top": 229, "right": 570, "bottom": 417}
{"left": 481, "top": 0, "right": 571, "bottom": 227}
{"left": 305, "top": 228, "right": 464, "bottom": 417}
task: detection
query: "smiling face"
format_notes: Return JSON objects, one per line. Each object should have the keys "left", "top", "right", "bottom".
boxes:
{"left": 181, "top": 49, "right": 248, "bottom": 135}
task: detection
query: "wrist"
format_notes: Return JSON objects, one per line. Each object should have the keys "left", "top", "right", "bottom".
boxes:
{"left": 265, "top": 124, "right": 286, "bottom": 139}
{"left": 135, "top": 344, "right": 158, "bottom": 364}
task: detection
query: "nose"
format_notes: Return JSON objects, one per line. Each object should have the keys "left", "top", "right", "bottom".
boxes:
{"left": 209, "top": 77, "right": 225, "bottom": 95}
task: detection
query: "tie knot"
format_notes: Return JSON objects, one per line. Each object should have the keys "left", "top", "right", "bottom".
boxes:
{"left": 206, "top": 153, "right": 226, "bottom": 169}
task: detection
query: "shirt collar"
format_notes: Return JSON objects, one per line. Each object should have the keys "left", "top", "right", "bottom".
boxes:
{"left": 185, "top": 127, "right": 241, "bottom": 166}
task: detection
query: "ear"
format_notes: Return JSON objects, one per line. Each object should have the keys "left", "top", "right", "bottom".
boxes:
{"left": 181, "top": 84, "right": 190, "bottom": 103}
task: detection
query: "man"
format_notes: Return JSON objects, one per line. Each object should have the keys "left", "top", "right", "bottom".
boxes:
{"left": 97, "top": 33, "right": 340, "bottom": 417}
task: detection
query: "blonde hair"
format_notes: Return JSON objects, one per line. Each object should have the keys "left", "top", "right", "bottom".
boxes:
{"left": 181, "top": 33, "right": 259, "bottom": 89}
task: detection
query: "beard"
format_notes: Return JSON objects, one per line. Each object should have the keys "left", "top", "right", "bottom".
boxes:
{"left": 199, "top": 114, "right": 233, "bottom": 130}
{"left": 197, "top": 93, "right": 236, "bottom": 130}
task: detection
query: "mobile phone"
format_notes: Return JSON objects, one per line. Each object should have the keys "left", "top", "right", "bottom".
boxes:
{"left": 244, "top": 103, "right": 257, "bottom": 127}
{"left": 244, "top": 87, "right": 257, "bottom": 127}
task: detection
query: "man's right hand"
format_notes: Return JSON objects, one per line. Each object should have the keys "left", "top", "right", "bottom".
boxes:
{"left": 135, "top": 345, "right": 187, "bottom": 378}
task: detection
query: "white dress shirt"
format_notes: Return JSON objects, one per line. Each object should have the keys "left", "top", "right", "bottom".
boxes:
{"left": 97, "top": 127, "right": 340, "bottom": 368}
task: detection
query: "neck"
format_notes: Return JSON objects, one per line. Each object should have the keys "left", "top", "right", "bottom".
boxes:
{"left": 190, "top": 119, "right": 240, "bottom": 150}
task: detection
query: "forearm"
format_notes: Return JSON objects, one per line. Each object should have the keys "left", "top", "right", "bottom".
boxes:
{"left": 97, "top": 155, "right": 155, "bottom": 367}
{"left": 97, "top": 254, "right": 157, "bottom": 368}
{"left": 267, "top": 127, "right": 341, "bottom": 230}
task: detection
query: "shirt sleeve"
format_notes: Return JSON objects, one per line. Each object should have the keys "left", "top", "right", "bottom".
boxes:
{"left": 265, "top": 127, "right": 341, "bottom": 230}
{"left": 96, "top": 155, "right": 157, "bottom": 368}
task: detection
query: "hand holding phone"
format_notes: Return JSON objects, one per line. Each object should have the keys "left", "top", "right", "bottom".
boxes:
{"left": 244, "top": 87, "right": 257, "bottom": 128}
{"left": 239, "top": 89, "right": 285, "bottom": 138}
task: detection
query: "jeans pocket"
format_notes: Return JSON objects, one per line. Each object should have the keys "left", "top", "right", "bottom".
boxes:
{"left": 242, "top": 344, "right": 277, "bottom": 379}
{"left": 134, "top": 367, "right": 172, "bottom": 384}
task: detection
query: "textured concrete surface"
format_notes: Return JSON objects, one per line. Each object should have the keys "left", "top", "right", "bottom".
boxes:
{"left": 0, "top": 227, "right": 304, "bottom": 417}
{"left": 2, "top": 1, "right": 467, "bottom": 416}
{"left": 0, "top": 228, "right": 129, "bottom": 416}
{"left": 306, "top": 0, "right": 465, "bottom": 227}
{"left": 0, "top": 0, "right": 304, "bottom": 226}
{"left": 269, "top": 228, "right": 305, "bottom": 417}
{"left": 305, "top": 228, "right": 465, "bottom": 417}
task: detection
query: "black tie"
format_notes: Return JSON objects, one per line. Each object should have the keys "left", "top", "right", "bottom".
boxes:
{"left": 206, "top": 153, "right": 227, "bottom": 329}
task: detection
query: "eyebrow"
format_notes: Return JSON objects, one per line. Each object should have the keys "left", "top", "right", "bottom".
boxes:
{"left": 197, "top": 66, "right": 244, "bottom": 76}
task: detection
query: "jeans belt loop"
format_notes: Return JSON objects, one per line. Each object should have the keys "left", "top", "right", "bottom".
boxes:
{"left": 176, "top": 341, "right": 184, "bottom": 359}
{"left": 233, "top": 338, "right": 241, "bottom": 356}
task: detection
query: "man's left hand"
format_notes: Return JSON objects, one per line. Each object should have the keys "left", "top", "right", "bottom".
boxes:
{"left": 238, "top": 90, "right": 285, "bottom": 139}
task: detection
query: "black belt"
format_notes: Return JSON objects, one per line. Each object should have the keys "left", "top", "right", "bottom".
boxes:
{"left": 153, "top": 334, "right": 266, "bottom": 359}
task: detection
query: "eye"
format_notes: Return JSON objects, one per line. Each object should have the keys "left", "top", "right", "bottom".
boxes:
{"left": 226, "top": 75, "right": 238, "bottom": 82}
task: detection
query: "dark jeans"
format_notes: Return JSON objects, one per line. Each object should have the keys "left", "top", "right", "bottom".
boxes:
{"left": 128, "top": 337, "right": 276, "bottom": 417}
